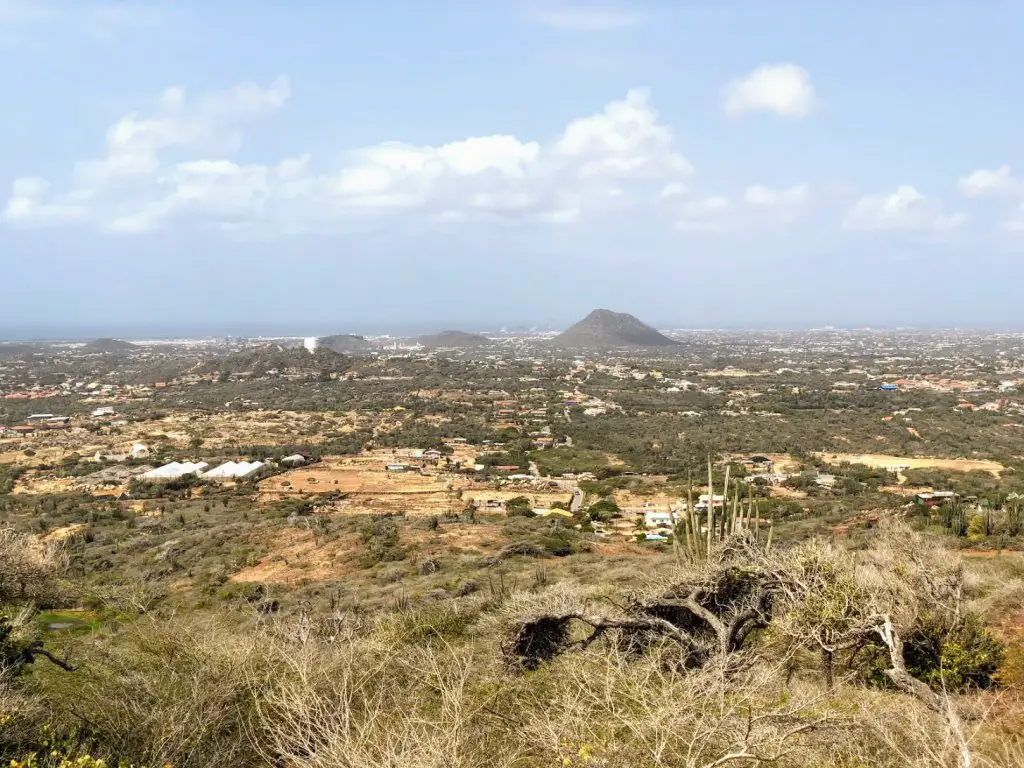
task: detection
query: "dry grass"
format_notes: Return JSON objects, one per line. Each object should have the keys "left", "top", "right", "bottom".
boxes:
{"left": 7, "top": 524, "right": 1024, "bottom": 767}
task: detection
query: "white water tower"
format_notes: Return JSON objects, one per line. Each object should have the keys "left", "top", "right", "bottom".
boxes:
{"left": 303, "top": 337, "right": 319, "bottom": 354}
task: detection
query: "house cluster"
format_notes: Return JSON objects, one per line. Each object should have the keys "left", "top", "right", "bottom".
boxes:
{"left": 1, "top": 414, "right": 75, "bottom": 434}
{"left": 384, "top": 448, "right": 447, "bottom": 473}
{"left": 2, "top": 389, "right": 62, "bottom": 400}
{"left": 1, "top": 378, "right": 159, "bottom": 403}
{"left": 560, "top": 390, "right": 620, "bottom": 416}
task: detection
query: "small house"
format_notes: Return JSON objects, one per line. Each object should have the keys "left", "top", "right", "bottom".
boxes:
{"left": 644, "top": 510, "right": 675, "bottom": 528}
{"left": 915, "top": 491, "right": 956, "bottom": 507}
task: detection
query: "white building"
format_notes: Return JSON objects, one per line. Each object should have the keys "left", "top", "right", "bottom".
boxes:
{"left": 644, "top": 510, "right": 675, "bottom": 528}
{"left": 695, "top": 494, "right": 726, "bottom": 510}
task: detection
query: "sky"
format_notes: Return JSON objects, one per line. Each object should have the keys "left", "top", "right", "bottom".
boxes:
{"left": 3, "top": 0, "right": 1024, "bottom": 336}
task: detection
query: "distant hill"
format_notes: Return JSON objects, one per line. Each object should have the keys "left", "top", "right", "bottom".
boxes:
{"left": 82, "top": 338, "right": 137, "bottom": 354}
{"left": 0, "top": 343, "right": 40, "bottom": 360}
{"left": 550, "top": 309, "right": 679, "bottom": 349}
{"left": 319, "top": 334, "right": 371, "bottom": 354}
{"left": 417, "top": 330, "right": 490, "bottom": 348}
{"left": 197, "top": 345, "right": 349, "bottom": 377}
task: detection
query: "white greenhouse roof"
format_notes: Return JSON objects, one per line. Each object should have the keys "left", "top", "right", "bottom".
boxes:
{"left": 137, "top": 461, "right": 209, "bottom": 480}
{"left": 202, "top": 461, "right": 265, "bottom": 479}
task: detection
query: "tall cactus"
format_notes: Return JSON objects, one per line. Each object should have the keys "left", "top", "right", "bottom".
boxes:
{"left": 675, "top": 457, "right": 765, "bottom": 561}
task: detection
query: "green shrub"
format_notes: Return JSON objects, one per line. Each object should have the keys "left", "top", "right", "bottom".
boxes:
{"left": 587, "top": 499, "right": 621, "bottom": 521}
{"left": 360, "top": 518, "right": 405, "bottom": 566}
{"left": 505, "top": 496, "right": 535, "bottom": 517}
{"left": 903, "top": 613, "right": 1004, "bottom": 691}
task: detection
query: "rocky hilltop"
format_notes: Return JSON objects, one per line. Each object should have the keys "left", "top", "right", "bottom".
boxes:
{"left": 319, "top": 334, "right": 371, "bottom": 354}
{"left": 551, "top": 309, "right": 678, "bottom": 349}
{"left": 417, "top": 330, "right": 490, "bottom": 348}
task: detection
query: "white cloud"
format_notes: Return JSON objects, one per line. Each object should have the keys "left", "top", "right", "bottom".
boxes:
{"left": 722, "top": 63, "right": 815, "bottom": 118}
{"left": 744, "top": 183, "right": 808, "bottom": 206}
{"left": 676, "top": 195, "right": 731, "bottom": 232}
{"left": 843, "top": 185, "right": 967, "bottom": 233}
{"left": 675, "top": 184, "right": 811, "bottom": 233}
{"left": 528, "top": 7, "right": 646, "bottom": 31}
{"left": 553, "top": 88, "right": 692, "bottom": 178}
{"left": 2, "top": 82, "right": 692, "bottom": 234}
{"left": 958, "top": 166, "right": 1024, "bottom": 198}
{"left": 660, "top": 181, "right": 687, "bottom": 198}
{"left": 2, "top": 177, "right": 85, "bottom": 225}
{"left": 71, "top": 76, "right": 290, "bottom": 193}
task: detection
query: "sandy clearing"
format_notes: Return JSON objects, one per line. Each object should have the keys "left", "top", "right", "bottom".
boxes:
{"left": 879, "top": 485, "right": 932, "bottom": 497}
{"left": 770, "top": 486, "right": 808, "bottom": 499}
{"left": 42, "top": 523, "right": 86, "bottom": 542}
{"left": 814, "top": 452, "right": 1004, "bottom": 477}
{"left": 613, "top": 490, "right": 679, "bottom": 510}
{"left": 257, "top": 456, "right": 486, "bottom": 516}
{"left": 229, "top": 529, "right": 362, "bottom": 584}
{"left": 13, "top": 474, "right": 78, "bottom": 495}
{"left": 230, "top": 521, "right": 509, "bottom": 585}
{"left": 751, "top": 454, "right": 802, "bottom": 474}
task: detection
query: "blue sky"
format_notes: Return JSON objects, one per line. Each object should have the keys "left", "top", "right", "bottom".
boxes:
{"left": 2, "top": 1, "right": 1024, "bottom": 335}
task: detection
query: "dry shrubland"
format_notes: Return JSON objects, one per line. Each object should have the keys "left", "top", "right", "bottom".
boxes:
{"left": 2, "top": 523, "right": 1023, "bottom": 767}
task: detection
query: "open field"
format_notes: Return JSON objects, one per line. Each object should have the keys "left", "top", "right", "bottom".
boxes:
{"left": 815, "top": 451, "right": 1005, "bottom": 477}
{"left": 258, "top": 454, "right": 473, "bottom": 516}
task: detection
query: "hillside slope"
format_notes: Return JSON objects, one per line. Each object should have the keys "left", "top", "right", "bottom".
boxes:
{"left": 82, "top": 338, "right": 137, "bottom": 354}
{"left": 196, "top": 345, "right": 350, "bottom": 376}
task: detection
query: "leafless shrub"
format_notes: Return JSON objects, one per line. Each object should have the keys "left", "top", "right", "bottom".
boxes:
{"left": 515, "top": 647, "right": 837, "bottom": 767}
{"left": 0, "top": 526, "right": 67, "bottom": 604}
{"left": 255, "top": 638, "right": 520, "bottom": 768}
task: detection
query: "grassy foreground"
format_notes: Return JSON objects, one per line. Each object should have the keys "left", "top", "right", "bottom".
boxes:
{"left": 2, "top": 522, "right": 1024, "bottom": 768}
